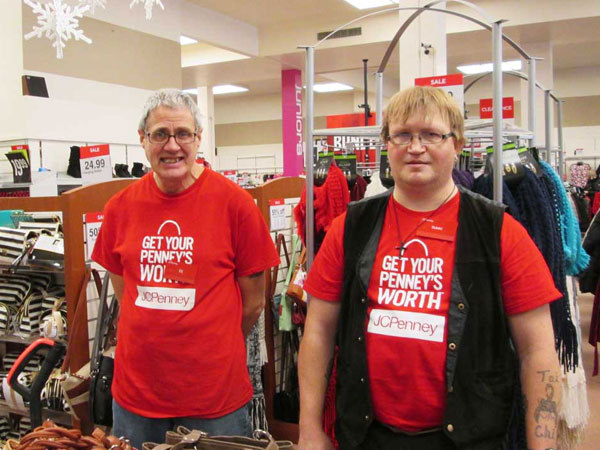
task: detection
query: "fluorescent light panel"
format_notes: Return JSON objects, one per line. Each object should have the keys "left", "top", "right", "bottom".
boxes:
{"left": 457, "top": 59, "right": 522, "bottom": 75}
{"left": 183, "top": 88, "right": 198, "bottom": 95}
{"left": 180, "top": 35, "right": 198, "bottom": 45}
{"left": 212, "top": 85, "right": 248, "bottom": 95}
{"left": 313, "top": 82, "right": 354, "bottom": 93}
{"left": 343, "top": 0, "right": 396, "bottom": 9}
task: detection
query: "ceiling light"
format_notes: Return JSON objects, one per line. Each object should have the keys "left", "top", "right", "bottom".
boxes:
{"left": 180, "top": 35, "right": 198, "bottom": 45}
{"left": 313, "top": 82, "right": 354, "bottom": 93}
{"left": 343, "top": 0, "right": 396, "bottom": 9}
{"left": 212, "top": 85, "right": 249, "bottom": 95}
{"left": 457, "top": 59, "right": 522, "bottom": 75}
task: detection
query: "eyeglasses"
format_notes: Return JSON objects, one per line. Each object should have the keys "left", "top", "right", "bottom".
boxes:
{"left": 387, "top": 131, "right": 455, "bottom": 146}
{"left": 145, "top": 129, "right": 198, "bottom": 145}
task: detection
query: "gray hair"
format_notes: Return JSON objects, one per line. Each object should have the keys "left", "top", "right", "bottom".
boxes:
{"left": 138, "top": 88, "right": 203, "bottom": 132}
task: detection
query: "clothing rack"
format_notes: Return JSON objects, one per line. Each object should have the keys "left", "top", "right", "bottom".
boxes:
{"left": 302, "top": 0, "right": 564, "bottom": 270}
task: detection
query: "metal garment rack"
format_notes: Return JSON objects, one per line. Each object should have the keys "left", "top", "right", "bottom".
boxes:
{"left": 301, "top": 0, "right": 561, "bottom": 269}
{"left": 464, "top": 70, "right": 565, "bottom": 178}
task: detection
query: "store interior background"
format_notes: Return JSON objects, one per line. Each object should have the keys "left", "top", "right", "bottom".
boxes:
{"left": 1, "top": 0, "right": 599, "bottom": 177}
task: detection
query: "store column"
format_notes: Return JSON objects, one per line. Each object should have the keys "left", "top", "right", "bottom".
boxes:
{"left": 398, "top": 0, "right": 448, "bottom": 89}
{"left": 519, "top": 42, "right": 554, "bottom": 148}
{"left": 0, "top": 1, "right": 25, "bottom": 140}
{"left": 196, "top": 86, "right": 216, "bottom": 168}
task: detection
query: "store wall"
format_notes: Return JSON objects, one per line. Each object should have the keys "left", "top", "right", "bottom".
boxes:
{"left": 22, "top": 6, "right": 181, "bottom": 91}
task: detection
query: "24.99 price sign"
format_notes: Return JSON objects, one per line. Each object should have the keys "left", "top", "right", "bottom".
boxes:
{"left": 79, "top": 144, "right": 112, "bottom": 184}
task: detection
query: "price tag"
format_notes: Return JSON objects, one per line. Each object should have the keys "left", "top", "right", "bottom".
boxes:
{"left": 269, "top": 199, "right": 286, "bottom": 231}
{"left": 79, "top": 144, "right": 112, "bottom": 184}
{"left": 84, "top": 212, "right": 104, "bottom": 260}
{"left": 222, "top": 170, "right": 237, "bottom": 183}
{"left": 5, "top": 149, "right": 32, "bottom": 183}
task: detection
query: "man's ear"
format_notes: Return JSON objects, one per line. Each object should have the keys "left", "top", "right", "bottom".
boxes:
{"left": 138, "top": 129, "right": 145, "bottom": 145}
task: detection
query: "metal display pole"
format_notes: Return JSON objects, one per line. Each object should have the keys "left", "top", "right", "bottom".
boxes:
{"left": 527, "top": 58, "right": 536, "bottom": 148}
{"left": 557, "top": 100, "right": 565, "bottom": 179}
{"left": 492, "top": 20, "right": 503, "bottom": 203}
{"left": 305, "top": 46, "right": 315, "bottom": 270}
{"left": 545, "top": 90, "right": 552, "bottom": 164}
{"left": 376, "top": 72, "right": 383, "bottom": 127}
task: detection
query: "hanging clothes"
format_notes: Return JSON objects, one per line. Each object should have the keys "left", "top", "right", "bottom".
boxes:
{"left": 350, "top": 174, "right": 368, "bottom": 201}
{"left": 569, "top": 163, "right": 591, "bottom": 188}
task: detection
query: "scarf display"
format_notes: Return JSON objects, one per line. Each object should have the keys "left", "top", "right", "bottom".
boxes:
{"left": 247, "top": 312, "right": 268, "bottom": 432}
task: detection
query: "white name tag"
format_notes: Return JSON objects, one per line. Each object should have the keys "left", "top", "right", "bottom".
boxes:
{"left": 135, "top": 286, "right": 196, "bottom": 311}
{"left": 368, "top": 309, "right": 445, "bottom": 342}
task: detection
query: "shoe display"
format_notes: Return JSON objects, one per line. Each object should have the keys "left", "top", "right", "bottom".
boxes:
{"left": 114, "top": 164, "right": 132, "bottom": 178}
{"left": 67, "top": 146, "right": 81, "bottom": 178}
{"left": 131, "top": 162, "right": 146, "bottom": 178}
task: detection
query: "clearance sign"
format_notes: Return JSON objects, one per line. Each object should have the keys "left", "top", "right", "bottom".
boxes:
{"left": 415, "top": 74, "right": 464, "bottom": 114}
{"left": 479, "top": 97, "right": 514, "bottom": 119}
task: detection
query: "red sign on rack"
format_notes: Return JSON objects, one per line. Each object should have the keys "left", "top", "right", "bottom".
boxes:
{"left": 479, "top": 97, "right": 514, "bottom": 119}
{"left": 415, "top": 74, "right": 464, "bottom": 114}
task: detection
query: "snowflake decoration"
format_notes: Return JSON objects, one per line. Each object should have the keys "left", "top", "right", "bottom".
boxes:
{"left": 129, "top": 0, "right": 164, "bottom": 20}
{"left": 24, "top": 0, "right": 92, "bottom": 59}
{"left": 80, "top": 0, "right": 107, "bottom": 15}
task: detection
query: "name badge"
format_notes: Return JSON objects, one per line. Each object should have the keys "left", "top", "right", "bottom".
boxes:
{"left": 164, "top": 262, "right": 198, "bottom": 284}
{"left": 416, "top": 219, "right": 456, "bottom": 242}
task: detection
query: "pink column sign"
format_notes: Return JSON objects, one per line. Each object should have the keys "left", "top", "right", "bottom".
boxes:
{"left": 281, "top": 69, "right": 304, "bottom": 176}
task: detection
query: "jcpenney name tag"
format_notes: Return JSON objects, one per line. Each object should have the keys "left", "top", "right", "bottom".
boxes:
{"left": 368, "top": 309, "right": 445, "bottom": 342}
{"left": 135, "top": 286, "right": 195, "bottom": 311}
{"left": 416, "top": 219, "right": 456, "bottom": 242}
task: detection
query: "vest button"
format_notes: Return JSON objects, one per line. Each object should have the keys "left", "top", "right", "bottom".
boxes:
{"left": 360, "top": 377, "right": 365, "bottom": 383}
{"left": 457, "top": 303, "right": 465, "bottom": 310}
{"left": 365, "top": 415, "right": 370, "bottom": 421}
{"left": 448, "top": 385, "right": 454, "bottom": 393}
{"left": 361, "top": 298, "right": 367, "bottom": 304}
{"left": 358, "top": 336, "right": 363, "bottom": 342}
{"left": 447, "top": 424, "right": 454, "bottom": 432}
{"left": 448, "top": 342, "right": 457, "bottom": 350}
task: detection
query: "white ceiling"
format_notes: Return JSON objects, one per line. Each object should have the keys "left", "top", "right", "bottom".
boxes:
{"left": 181, "top": 2, "right": 600, "bottom": 98}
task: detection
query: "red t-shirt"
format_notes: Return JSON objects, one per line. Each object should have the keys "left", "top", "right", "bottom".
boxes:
{"left": 92, "top": 169, "right": 279, "bottom": 418}
{"left": 304, "top": 193, "right": 561, "bottom": 431}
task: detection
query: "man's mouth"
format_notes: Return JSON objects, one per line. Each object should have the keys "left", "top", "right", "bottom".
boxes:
{"left": 161, "top": 157, "right": 184, "bottom": 164}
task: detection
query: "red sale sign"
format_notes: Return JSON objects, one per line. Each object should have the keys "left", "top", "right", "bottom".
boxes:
{"left": 479, "top": 97, "right": 514, "bottom": 119}
{"left": 415, "top": 74, "right": 464, "bottom": 114}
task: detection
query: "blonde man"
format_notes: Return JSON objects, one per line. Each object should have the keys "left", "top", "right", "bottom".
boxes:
{"left": 298, "top": 86, "right": 561, "bottom": 450}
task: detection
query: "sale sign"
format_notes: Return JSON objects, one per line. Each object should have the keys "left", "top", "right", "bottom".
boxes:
{"left": 415, "top": 74, "right": 464, "bottom": 114}
{"left": 79, "top": 144, "right": 112, "bottom": 184}
{"left": 83, "top": 211, "right": 104, "bottom": 260}
{"left": 479, "top": 97, "right": 514, "bottom": 119}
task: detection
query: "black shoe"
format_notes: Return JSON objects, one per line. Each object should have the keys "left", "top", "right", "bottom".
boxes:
{"left": 131, "top": 162, "right": 145, "bottom": 177}
{"left": 121, "top": 164, "right": 132, "bottom": 177}
{"left": 67, "top": 146, "right": 81, "bottom": 178}
{"left": 114, "top": 164, "right": 131, "bottom": 178}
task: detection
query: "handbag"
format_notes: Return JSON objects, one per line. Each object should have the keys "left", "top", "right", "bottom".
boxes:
{"left": 273, "top": 329, "right": 300, "bottom": 424}
{"left": 59, "top": 268, "right": 102, "bottom": 426}
{"left": 142, "top": 425, "right": 293, "bottom": 450}
{"left": 0, "top": 227, "right": 37, "bottom": 266}
{"left": 89, "top": 273, "right": 119, "bottom": 427}
{"left": 285, "top": 247, "right": 306, "bottom": 304}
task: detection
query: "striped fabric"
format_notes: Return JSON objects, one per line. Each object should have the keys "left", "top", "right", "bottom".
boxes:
{"left": 0, "top": 228, "right": 31, "bottom": 264}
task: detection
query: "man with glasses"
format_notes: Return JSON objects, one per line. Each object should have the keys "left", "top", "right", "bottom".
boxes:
{"left": 92, "top": 89, "right": 279, "bottom": 448}
{"left": 298, "top": 86, "right": 561, "bottom": 450}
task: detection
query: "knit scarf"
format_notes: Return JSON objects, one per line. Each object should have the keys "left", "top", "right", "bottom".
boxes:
{"left": 539, "top": 160, "right": 590, "bottom": 276}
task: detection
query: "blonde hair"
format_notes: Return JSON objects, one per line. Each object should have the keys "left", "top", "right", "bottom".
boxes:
{"left": 381, "top": 86, "right": 464, "bottom": 147}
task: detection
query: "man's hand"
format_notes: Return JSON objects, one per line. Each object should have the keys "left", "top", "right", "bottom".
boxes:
{"left": 297, "top": 427, "right": 334, "bottom": 450}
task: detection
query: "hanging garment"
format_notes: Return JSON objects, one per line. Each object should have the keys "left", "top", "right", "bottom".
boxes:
{"left": 452, "top": 168, "right": 475, "bottom": 190}
{"left": 539, "top": 160, "right": 590, "bottom": 276}
{"left": 294, "top": 163, "right": 349, "bottom": 253}
{"left": 364, "top": 170, "right": 389, "bottom": 198}
{"left": 571, "top": 192, "right": 591, "bottom": 232}
{"left": 569, "top": 163, "right": 591, "bottom": 188}
{"left": 580, "top": 210, "right": 600, "bottom": 293}
{"left": 350, "top": 174, "right": 368, "bottom": 201}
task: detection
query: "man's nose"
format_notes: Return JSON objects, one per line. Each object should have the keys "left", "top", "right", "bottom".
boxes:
{"left": 163, "top": 135, "right": 181, "bottom": 150}
{"left": 406, "top": 135, "right": 425, "bottom": 152}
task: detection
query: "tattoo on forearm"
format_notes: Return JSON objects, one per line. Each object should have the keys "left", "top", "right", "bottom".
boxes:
{"left": 531, "top": 371, "right": 559, "bottom": 441}
{"left": 533, "top": 383, "right": 557, "bottom": 422}
{"left": 248, "top": 272, "right": 262, "bottom": 278}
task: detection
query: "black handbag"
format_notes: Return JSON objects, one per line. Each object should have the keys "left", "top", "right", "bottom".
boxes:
{"left": 89, "top": 273, "right": 119, "bottom": 427}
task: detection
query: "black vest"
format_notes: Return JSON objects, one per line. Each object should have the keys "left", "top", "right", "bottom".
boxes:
{"left": 335, "top": 187, "right": 518, "bottom": 450}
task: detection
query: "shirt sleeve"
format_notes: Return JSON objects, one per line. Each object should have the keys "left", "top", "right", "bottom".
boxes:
{"left": 304, "top": 212, "right": 347, "bottom": 301}
{"left": 234, "top": 193, "right": 280, "bottom": 277}
{"left": 500, "top": 212, "right": 562, "bottom": 315}
{"left": 91, "top": 197, "right": 124, "bottom": 276}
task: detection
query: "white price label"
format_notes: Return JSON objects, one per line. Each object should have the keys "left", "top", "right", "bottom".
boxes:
{"left": 80, "top": 144, "right": 112, "bottom": 184}
{"left": 222, "top": 170, "right": 237, "bottom": 183}
{"left": 269, "top": 199, "right": 286, "bottom": 231}
{"left": 84, "top": 212, "right": 104, "bottom": 261}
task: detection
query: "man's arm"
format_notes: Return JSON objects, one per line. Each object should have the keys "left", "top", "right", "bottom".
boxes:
{"left": 237, "top": 271, "right": 266, "bottom": 338}
{"left": 297, "top": 297, "right": 341, "bottom": 450}
{"left": 108, "top": 272, "right": 124, "bottom": 302}
{"left": 508, "top": 303, "right": 561, "bottom": 450}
